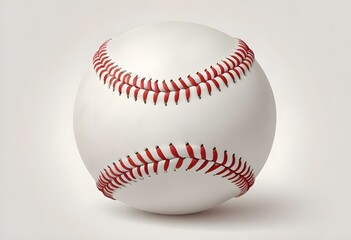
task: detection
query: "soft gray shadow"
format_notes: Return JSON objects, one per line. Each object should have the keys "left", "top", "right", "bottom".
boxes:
{"left": 102, "top": 191, "right": 300, "bottom": 230}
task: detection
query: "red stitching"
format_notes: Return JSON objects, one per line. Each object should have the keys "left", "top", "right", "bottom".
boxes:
{"left": 92, "top": 39, "right": 255, "bottom": 105}
{"left": 96, "top": 143, "right": 255, "bottom": 199}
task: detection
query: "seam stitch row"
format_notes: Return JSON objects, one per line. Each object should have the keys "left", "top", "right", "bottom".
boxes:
{"left": 96, "top": 143, "right": 255, "bottom": 199}
{"left": 92, "top": 39, "right": 255, "bottom": 105}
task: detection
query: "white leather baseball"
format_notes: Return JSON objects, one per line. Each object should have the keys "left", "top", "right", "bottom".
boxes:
{"left": 74, "top": 22, "right": 276, "bottom": 215}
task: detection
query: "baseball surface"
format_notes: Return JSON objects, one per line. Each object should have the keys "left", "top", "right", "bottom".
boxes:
{"left": 74, "top": 22, "right": 276, "bottom": 215}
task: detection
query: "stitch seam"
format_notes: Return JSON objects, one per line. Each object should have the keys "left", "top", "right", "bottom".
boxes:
{"left": 96, "top": 143, "right": 255, "bottom": 200}
{"left": 92, "top": 39, "right": 255, "bottom": 105}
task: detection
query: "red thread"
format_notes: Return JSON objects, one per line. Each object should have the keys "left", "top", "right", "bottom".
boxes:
{"left": 197, "top": 72, "right": 206, "bottom": 83}
{"left": 187, "top": 158, "right": 198, "bottom": 170}
{"left": 205, "top": 81, "right": 212, "bottom": 95}
{"left": 164, "top": 159, "right": 170, "bottom": 171}
{"left": 147, "top": 79, "right": 152, "bottom": 90}
{"left": 215, "top": 166, "right": 229, "bottom": 176}
{"left": 217, "top": 63, "right": 225, "bottom": 73}
{"left": 219, "top": 75, "right": 228, "bottom": 87}
{"left": 129, "top": 169, "right": 136, "bottom": 180}
{"left": 185, "top": 88, "right": 190, "bottom": 102}
{"left": 170, "top": 80, "right": 180, "bottom": 90}
{"left": 186, "top": 143, "right": 194, "bottom": 158}
{"left": 156, "top": 146, "right": 167, "bottom": 160}
{"left": 223, "top": 150, "right": 228, "bottom": 165}
{"left": 144, "top": 164, "right": 149, "bottom": 175}
{"left": 162, "top": 80, "right": 170, "bottom": 92}
{"left": 96, "top": 143, "right": 255, "bottom": 199}
{"left": 213, "top": 147, "right": 218, "bottom": 162}
{"left": 143, "top": 90, "right": 149, "bottom": 103}
{"left": 154, "top": 81, "right": 160, "bottom": 92}
{"left": 228, "top": 154, "right": 236, "bottom": 169}
{"left": 140, "top": 78, "right": 145, "bottom": 89}
{"left": 127, "top": 155, "right": 138, "bottom": 168}
{"left": 211, "top": 79, "right": 221, "bottom": 91}
{"left": 126, "top": 85, "right": 132, "bottom": 98}
{"left": 176, "top": 158, "right": 184, "bottom": 169}
{"left": 164, "top": 92, "right": 170, "bottom": 105}
{"left": 134, "top": 88, "right": 140, "bottom": 101}
{"left": 200, "top": 144, "right": 206, "bottom": 159}
{"left": 170, "top": 143, "right": 180, "bottom": 157}
{"left": 113, "top": 162, "right": 122, "bottom": 174}
{"left": 117, "top": 82, "right": 123, "bottom": 95}
{"left": 145, "top": 148, "right": 157, "bottom": 162}
{"left": 227, "top": 71, "right": 235, "bottom": 83}
{"left": 153, "top": 92, "right": 159, "bottom": 105}
{"left": 197, "top": 161, "right": 209, "bottom": 172}
{"left": 210, "top": 66, "right": 218, "bottom": 76}
{"left": 206, "top": 163, "right": 221, "bottom": 174}
{"left": 153, "top": 162, "right": 158, "bottom": 173}
{"left": 92, "top": 39, "right": 255, "bottom": 105}
{"left": 196, "top": 85, "right": 201, "bottom": 98}
{"left": 188, "top": 75, "right": 197, "bottom": 86}
{"left": 174, "top": 91, "right": 180, "bottom": 104}
{"left": 137, "top": 166, "right": 142, "bottom": 178}
{"left": 178, "top": 78, "right": 188, "bottom": 89}
{"left": 119, "top": 159, "right": 131, "bottom": 171}
{"left": 136, "top": 152, "right": 147, "bottom": 165}
{"left": 132, "top": 75, "right": 138, "bottom": 86}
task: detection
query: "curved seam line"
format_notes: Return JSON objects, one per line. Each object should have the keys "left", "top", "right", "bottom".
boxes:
{"left": 96, "top": 143, "right": 255, "bottom": 200}
{"left": 92, "top": 39, "right": 255, "bottom": 104}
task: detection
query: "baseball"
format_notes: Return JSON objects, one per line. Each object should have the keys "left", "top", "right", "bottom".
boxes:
{"left": 74, "top": 22, "right": 276, "bottom": 215}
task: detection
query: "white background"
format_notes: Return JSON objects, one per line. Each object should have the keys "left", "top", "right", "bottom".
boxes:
{"left": 1, "top": 0, "right": 350, "bottom": 239}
